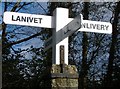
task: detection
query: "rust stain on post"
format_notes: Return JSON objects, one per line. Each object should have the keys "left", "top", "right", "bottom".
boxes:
{"left": 60, "top": 45, "right": 64, "bottom": 73}
{"left": 60, "top": 45, "right": 64, "bottom": 64}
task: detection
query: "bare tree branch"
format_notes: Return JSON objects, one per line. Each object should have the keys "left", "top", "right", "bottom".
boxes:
{"left": 3, "top": 32, "right": 41, "bottom": 49}
{"left": 37, "top": 2, "right": 47, "bottom": 14}
{"left": 10, "top": 1, "right": 21, "bottom": 12}
{"left": 16, "top": 2, "right": 33, "bottom": 12}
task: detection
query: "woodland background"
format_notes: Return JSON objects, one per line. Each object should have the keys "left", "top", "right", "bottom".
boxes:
{"left": 1, "top": 1, "right": 120, "bottom": 89}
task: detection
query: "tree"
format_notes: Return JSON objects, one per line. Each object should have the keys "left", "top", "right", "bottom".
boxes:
{"left": 78, "top": 2, "right": 89, "bottom": 89}
{"left": 104, "top": 1, "right": 120, "bottom": 88}
{"left": 2, "top": 2, "right": 48, "bottom": 88}
{"left": 68, "top": 2, "right": 120, "bottom": 89}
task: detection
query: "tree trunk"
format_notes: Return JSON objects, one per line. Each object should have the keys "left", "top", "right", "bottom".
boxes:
{"left": 80, "top": 2, "right": 89, "bottom": 89}
{"left": 105, "top": 1, "right": 120, "bottom": 87}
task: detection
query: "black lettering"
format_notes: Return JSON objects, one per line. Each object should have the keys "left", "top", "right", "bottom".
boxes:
{"left": 82, "top": 23, "right": 87, "bottom": 28}
{"left": 86, "top": 23, "right": 90, "bottom": 29}
{"left": 91, "top": 24, "right": 97, "bottom": 29}
{"left": 34, "top": 18, "right": 38, "bottom": 23}
{"left": 21, "top": 16, "right": 26, "bottom": 22}
{"left": 105, "top": 25, "right": 109, "bottom": 30}
{"left": 28, "top": 17, "right": 34, "bottom": 22}
{"left": 12, "top": 15, "right": 43, "bottom": 24}
{"left": 38, "top": 18, "right": 42, "bottom": 23}
{"left": 97, "top": 24, "right": 101, "bottom": 30}
{"left": 27, "top": 17, "right": 29, "bottom": 22}
{"left": 101, "top": 25, "right": 105, "bottom": 30}
{"left": 12, "top": 15, "right": 16, "bottom": 21}
{"left": 16, "top": 16, "right": 21, "bottom": 21}
{"left": 64, "top": 29, "right": 67, "bottom": 34}
{"left": 64, "top": 29, "right": 71, "bottom": 34}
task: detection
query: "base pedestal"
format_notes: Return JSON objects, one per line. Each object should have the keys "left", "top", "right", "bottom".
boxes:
{"left": 51, "top": 64, "right": 78, "bottom": 89}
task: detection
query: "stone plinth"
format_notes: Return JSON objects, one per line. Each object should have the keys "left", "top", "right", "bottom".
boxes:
{"left": 51, "top": 64, "right": 78, "bottom": 89}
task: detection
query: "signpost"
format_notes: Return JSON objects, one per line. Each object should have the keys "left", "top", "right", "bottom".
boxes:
{"left": 3, "top": 12, "right": 52, "bottom": 28}
{"left": 3, "top": 8, "right": 112, "bottom": 65}
{"left": 3, "top": 7, "right": 112, "bottom": 89}
{"left": 79, "top": 19, "right": 112, "bottom": 34}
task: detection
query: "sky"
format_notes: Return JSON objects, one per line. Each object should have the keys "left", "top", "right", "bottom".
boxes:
{"left": 0, "top": 2, "right": 3, "bottom": 25}
{"left": 0, "top": 2, "right": 48, "bottom": 59}
{"left": 0, "top": 3, "right": 2, "bottom": 41}
{"left": 0, "top": 3, "right": 2, "bottom": 24}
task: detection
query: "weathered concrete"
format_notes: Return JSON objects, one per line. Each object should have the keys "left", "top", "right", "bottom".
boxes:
{"left": 51, "top": 64, "right": 78, "bottom": 89}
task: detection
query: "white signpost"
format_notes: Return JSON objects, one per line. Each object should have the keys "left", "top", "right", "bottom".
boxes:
{"left": 79, "top": 19, "right": 112, "bottom": 34}
{"left": 3, "top": 12, "right": 52, "bottom": 28}
{"left": 3, "top": 8, "right": 112, "bottom": 65}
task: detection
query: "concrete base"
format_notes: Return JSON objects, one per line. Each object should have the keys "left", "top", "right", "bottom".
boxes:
{"left": 51, "top": 64, "right": 78, "bottom": 89}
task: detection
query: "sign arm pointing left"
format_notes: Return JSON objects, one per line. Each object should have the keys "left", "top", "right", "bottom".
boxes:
{"left": 3, "top": 12, "right": 53, "bottom": 28}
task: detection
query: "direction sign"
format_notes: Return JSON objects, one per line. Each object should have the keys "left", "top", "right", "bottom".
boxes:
{"left": 44, "top": 14, "right": 81, "bottom": 51}
{"left": 56, "top": 14, "right": 81, "bottom": 44}
{"left": 79, "top": 20, "right": 112, "bottom": 34}
{"left": 3, "top": 12, "right": 52, "bottom": 28}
